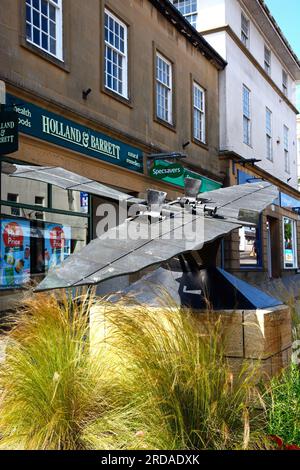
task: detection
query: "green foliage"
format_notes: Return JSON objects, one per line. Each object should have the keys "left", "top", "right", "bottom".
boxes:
{"left": 101, "top": 300, "right": 265, "bottom": 450}
{"left": 0, "top": 293, "right": 266, "bottom": 450}
{"left": 265, "top": 364, "right": 300, "bottom": 447}
{"left": 0, "top": 293, "right": 164, "bottom": 450}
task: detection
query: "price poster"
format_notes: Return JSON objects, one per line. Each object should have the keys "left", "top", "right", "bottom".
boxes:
{"left": 0, "top": 219, "right": 31, "bottom": 288}
{"left": 44, "top": 223, "right": 71, "bottom": 272}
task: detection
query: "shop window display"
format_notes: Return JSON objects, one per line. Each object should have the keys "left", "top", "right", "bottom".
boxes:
{"left": 283, "top": 217, "right": 298, "bottom": 269}
{"left": 0, "top": 160, "right": 90, "bottom": 289}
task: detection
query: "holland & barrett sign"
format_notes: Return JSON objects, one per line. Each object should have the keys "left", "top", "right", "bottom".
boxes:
{"left": 0, "top": 111, "right": 19, "bottom": 155}
{"left": 6, "top": 94, "right": 143, "bottom": 173}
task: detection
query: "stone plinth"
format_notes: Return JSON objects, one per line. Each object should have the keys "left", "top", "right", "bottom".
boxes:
{"left": 90, "top": 304, "right": 292, "bottom": 380}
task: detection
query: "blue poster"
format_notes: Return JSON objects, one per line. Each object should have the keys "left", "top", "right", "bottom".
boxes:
{"left": 80, "top": 192, "right": 89, "bottom": 214}
{"left": 44, "top": 223, "right": 71, "bottom": 272}
{"left": 0, "top": 219, "right": 31, "bottom": 288}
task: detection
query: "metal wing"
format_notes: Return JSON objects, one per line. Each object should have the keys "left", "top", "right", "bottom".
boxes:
{"left": 199, "top": 182, "right": 278, "bottom": 223}
{"left": 8, "top": 164, "right": 145, "bottom": 204}
{"left": 35, "top": 182, "right": 278, "bottom": 291}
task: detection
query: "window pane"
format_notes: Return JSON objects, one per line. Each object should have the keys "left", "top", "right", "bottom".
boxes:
{"left": 193, "top": 83, "right": 205, "bottom": 142}
{"left": 49, "top": 4, "right": 55, "bottom": 20}
{"left": 50, "top": 37, "right": 56, "bottom": 54}
{"left": 41, "top": 15, "right": 48, "bottom": 32}
{"left": 26, "top": 22, "right": 32, "bottom": 41}
{"left": 33, "top": 27, "right": 40, "bottom": 45}
{"left": 26, "top": 0, "right": 62, "bottom": 59}
{"left": 239, "top": 226, "right": 260, "bottom": 266}
{"left": 172, "top": 0, "right": 198, "bottom": 25}
{"left": 156, "top": 54, "right": 172, "bottom": 123}
{"left": 33, "top": 9, "right": 40, "bottom": 28}
{"left": 284, "top": 126, "right": 289, "bottom": 149}
{"left": 26, "top": 4, "right": 32, "bottom": 22}
{"left": 33, "top": 0, "right": 40, "bottom": 10}
{"left": 283, "top": 218, "right": 297, "bottom": 268}
{"left": 266, "top": 109, "right": 272, "bottom": 135}
{"left": 41, "top": 0, "right": 48, "bottom": 15}
{"left": 49, "top": 20, "right": 56, "bottom": 38}
{"left": 42, "top": 32, "right": 48, "bottom": 49}
{"left": 104, "top": 10, "right": 128, "bottom": 98}
{"left": 243, "top": 86, "right": 250, "bottom": 117}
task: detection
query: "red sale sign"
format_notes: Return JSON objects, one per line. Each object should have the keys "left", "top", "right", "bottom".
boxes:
{"left": 3, "top": 222, "right": 24, "bottom": 248}
{"left": 44, "top": 223, "right": 71, "bottom": 272}
{"left": 50, "top": 226, "right": 65, "bottom": 249}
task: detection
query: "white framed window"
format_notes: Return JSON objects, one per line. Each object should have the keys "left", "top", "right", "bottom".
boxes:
{"left": 172, "top": 0, "right": 198, "bottom": 28}
{"left": 243, "top": 85, "right": 251, "bottom": 146}
{"left": 104, "top": 9, "right": 128, "bottom": 99}
{"left": 283, "top": 217, "right": 298, "bottom": 269}
{"left": 25, "top": 0, "right": 63, "bottom": 60}
{"left": 264, "top": 46, "right": 271, "bottom": 75}
{"left": 282, "top": 70, "right": 288, "bottom": 97}
{"left": 156, "top": 53, "right": 173, "bottom": 124}
{"left": 193, "top": 82, "right": 206, "bottom": 143}
{"left": 241, "top": 12, "right": 250, "bottom": 48}
{"left": 266, "top": 108, "right": 273, "bottom": 161}
{"left": 284, "top": 125, "right": 290, "bottom": 173}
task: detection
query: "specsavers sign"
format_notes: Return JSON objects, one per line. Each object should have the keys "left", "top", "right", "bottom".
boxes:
{"left": 6, "top": 94, "right": 143, "bottom": 173}
{"left": 150, "top": 159, "right": 222, "bottom": 192}
{"left": 150, "top": 162, "right": 184, "bottom": 180}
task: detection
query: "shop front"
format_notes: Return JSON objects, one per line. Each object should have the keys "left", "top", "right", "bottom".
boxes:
{"left": 0, "top": 90, "right": 148, "bottom": 308}
{"left": 0, "top": 157, "right": 91, "bottom": 290}
{"left": 223, "top": 163, "right": 300, "bottom": 282}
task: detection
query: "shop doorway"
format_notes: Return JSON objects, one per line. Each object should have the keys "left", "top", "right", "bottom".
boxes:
{"left": 30, "top": 221, "right": 45, "bottom": 283}
{"left": 266, "top": 216, "right": 281, "bottom": 279}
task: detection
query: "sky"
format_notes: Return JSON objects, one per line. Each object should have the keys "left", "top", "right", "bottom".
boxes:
{"left": 264, "top": 0, "right": 300, "bottom": 57}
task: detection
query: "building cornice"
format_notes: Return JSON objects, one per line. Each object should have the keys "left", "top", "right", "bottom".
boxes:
{"left": 201, "top": 25, "right": 299, "bottom": 115}
{"left": 255, "top": 0, "right": 300, "bottom": 70}
{"left": 148, "top": 0, "right": 227, "bottom": 70}
{"left": 238, "top": 0, "right": 300, "bottom": 80}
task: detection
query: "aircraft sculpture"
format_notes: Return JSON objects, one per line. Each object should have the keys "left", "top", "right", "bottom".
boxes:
{"left": 8, "top": 164, "right": 280, "bottom": 309}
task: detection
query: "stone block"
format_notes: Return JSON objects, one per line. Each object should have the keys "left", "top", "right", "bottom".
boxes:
{"left": 244, "top": 306, "right": 292, "bottom": 359}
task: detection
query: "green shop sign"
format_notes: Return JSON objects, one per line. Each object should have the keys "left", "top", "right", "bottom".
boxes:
{"left": 150, "top": 162, "right": 184, "bottom": 180}
{"left": 6, "top": 94, "right": 143, "bottom": 173}
{"left": 150, "top": 160, "right": 222, "bottom": 192}
{"left": 0, "top": 110, "right": 19, "bottom": 155}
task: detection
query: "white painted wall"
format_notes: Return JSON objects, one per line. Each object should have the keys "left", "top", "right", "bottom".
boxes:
{"left": 225, "top": 0, "right": 296, "bottom": 103}
{"left": 223, "top": 33, "right": 298, "bottom": 187}
{"left": 297, "top": 115, "right": 300, "bottom": 189}
{"left": 197, "top": 0, "right": 226, "bottom": 31}
{"left": 179, "top": 0, "right": 299, "bottom": 189}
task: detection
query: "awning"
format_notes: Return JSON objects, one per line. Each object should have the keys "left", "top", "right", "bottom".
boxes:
{"left": 7, "top": 164, "right": 145, "bottom": 204}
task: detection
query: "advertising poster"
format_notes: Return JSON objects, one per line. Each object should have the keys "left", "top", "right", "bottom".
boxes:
{"left": 80, "top": 192, "right": 89, "bottom": 214}
{"left": 0, "top": 219, "right": 31, "bottom": 288}
{"left": 44, "top": 223, "right": 71, "bottom": 272}
{"left": 283, "top": 217, "right": 295, "bottom": 268}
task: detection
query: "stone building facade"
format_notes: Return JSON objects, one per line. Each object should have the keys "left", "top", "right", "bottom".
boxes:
{"left": 0, "top": 0, "right": 225, "bottom": 309}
